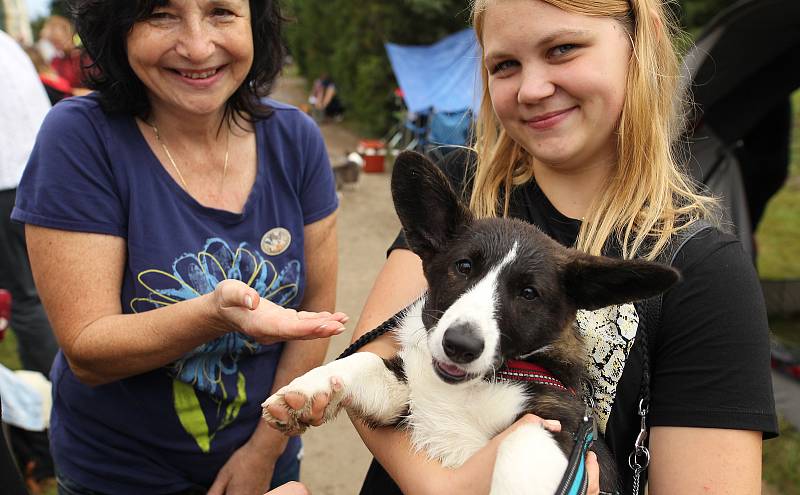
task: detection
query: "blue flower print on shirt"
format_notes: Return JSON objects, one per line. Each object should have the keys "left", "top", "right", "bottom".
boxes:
{"left": 129, "top": 238, "right": 300, "bottom": 453}
{"left": 130, "top": 237, "right": 300, "bottom": 395}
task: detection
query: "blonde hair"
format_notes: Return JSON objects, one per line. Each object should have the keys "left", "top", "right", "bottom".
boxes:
{"left": 470, "top": 0, "right": 716, "bottom": 260}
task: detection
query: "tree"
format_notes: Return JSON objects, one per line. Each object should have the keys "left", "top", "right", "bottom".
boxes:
{"left": 284, "top": 0, "right": 471, "bottom": 133}
{"left": 678, "top": 0, "right": 732, "bottom": 33}
{"left": 50, "top": 0, "right": 68, "bottom": 17}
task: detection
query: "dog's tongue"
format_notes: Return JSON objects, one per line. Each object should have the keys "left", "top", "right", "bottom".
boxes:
{"left": 439, "top": 362, "right": 467, "bottom": 377}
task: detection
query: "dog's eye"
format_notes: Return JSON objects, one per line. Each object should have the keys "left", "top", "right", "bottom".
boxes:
{"left": 520, "top": 287, "right": 538, "bottom": 300}
{"left": 455, "top": 259, "right": 472, "bottom": 275}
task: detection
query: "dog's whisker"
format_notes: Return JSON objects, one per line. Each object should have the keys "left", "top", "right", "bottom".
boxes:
{"left": 421, "top": 311, "right": 443, "bottom": 322}
{"left": 517, "top": 344, "right": 554, "bottom": 360}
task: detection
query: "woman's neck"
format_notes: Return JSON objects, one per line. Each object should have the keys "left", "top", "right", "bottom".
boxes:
{"left": 148, "top": 105, "right": 230, "bottom": 145}
{"left": 532, "top": 156, "right": 614, "bottom": 221}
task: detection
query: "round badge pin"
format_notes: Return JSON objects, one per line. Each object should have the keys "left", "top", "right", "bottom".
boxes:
{"left": 261, "top": 227, "right": 292, "bottom": 256}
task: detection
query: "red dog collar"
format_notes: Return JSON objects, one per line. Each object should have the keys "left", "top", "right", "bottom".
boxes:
{"left": 497, "top": 359, "right": 574, "bottom": 394}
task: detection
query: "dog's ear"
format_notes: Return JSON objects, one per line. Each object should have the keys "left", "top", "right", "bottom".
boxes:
{"left": 391, "top": 151, "right": 472, "bottom": 261}
{"left": 561, "top": 253, "right": 680, "bottom": 310}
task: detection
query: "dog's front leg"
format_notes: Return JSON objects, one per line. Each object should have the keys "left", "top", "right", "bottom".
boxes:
{"left": 489, "top": 423, "right": 568, "bottom": 495}
{"left": 262, "top": 352, "right": 409, "bottom": 434}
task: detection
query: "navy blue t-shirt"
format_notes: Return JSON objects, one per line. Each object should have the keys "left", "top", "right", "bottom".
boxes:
{"left": 12, "top": 95, "right": 338, "bottom": 493}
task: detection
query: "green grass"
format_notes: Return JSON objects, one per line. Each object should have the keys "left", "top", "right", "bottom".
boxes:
{"left": 763, "top": 417, "right": 800, "bottom": 495}
{"left": 0, "top": 328, "right": 22, "bottom": 371}
{"left": 758, "top": 92, "right": 799, "bottom": 495}
{"left": 772, "top": 318, "right": 800, "bottom": 348}
{"left": 1, "top": 330, "right": 57, "bottom": 495}
{"left": 756, "top": 91, "right": 800, "bottom": 279}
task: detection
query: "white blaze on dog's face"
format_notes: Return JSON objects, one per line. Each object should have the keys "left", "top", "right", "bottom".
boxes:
{"left": 390, "top": 151, "right": 681, "bottom": 385}
{"left": 427, "top": 242, "right": 519, "bottom": 382}
{"left": 417, "top": 219, "right": 576, "bottom": 385}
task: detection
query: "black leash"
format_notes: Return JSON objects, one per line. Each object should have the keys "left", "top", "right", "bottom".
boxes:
{"left": 335, "top": 303, "right": 414, "bottom": 360}
{"left": 629, "top": 219, "right": 713, "bottom": 494}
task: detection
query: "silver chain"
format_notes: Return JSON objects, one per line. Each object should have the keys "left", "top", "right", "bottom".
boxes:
{"left": 628, "top": 399, "right": 651, "bottom": 494}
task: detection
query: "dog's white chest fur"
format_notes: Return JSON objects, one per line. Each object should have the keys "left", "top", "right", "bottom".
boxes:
{"left": 398, "top": 298, "right": 530, "bottom": 467}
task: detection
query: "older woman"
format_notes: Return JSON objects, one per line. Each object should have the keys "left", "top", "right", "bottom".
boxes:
{"left": 11, "top": 1, "right": 344, "bottom": 494}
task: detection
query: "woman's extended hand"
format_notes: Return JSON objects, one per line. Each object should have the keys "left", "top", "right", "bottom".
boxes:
{"left": 212, "top": 280, "right": 348, "bottom": 344}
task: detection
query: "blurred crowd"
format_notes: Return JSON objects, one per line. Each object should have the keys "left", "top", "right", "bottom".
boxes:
{"left": 10, "top": 15, "right": 90, "bottom": 105}
{"left": 0, "top": 13, "right": 91, "bottom": 494}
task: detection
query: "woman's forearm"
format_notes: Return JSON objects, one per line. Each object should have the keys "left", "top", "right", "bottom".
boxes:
{"left": 352, "top": 413, "right": 506, "bottom": 495}
{"left": 64, "top": 292, "right": 229, "bottom": 385}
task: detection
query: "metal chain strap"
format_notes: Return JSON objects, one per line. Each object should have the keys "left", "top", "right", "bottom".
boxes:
{"left": 628, "top": 399, "right": 651, "bottom": 494}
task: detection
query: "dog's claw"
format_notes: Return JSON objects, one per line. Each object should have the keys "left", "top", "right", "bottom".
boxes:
{"left": 261, "top": 368, "right": 348, "bottom": 434}
{"left": 261, "top": 399, "right": 310, "bottom": 435}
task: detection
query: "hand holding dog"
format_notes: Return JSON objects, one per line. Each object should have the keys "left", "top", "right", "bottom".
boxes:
{"left": 208, "top": 438, "right": 275, "bottom": 495}
{"left": 212, "top": 280, "right": 348, "bottom": 345}
{"left": 486, "top": 415, "right": 599, "bottom": 495}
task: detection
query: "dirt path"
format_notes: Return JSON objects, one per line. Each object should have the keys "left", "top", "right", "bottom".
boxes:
{"left": 271, "top": 74, "right": 397, "bottom": 494}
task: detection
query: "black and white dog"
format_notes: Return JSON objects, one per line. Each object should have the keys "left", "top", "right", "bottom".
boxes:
{"left": 262, "top": 151, "right": 678, "bottom": 494}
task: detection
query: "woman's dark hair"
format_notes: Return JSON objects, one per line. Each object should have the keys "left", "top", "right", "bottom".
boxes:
{"left": 69, "top": 0, "right": 285, "bottom": 121}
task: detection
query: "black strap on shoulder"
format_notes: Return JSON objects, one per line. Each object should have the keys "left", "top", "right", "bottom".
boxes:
{"left": 630, "top": 219, "right": 713, "bottom": 494}
{"left": 638, "top": 219, "right": 713, "bottom": 405}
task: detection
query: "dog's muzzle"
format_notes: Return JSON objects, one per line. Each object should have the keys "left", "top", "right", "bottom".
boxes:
{"left": 442, "top": 323, "right": 484, "bottom": 364}
{"left": 433, "top": 323, "right": 486, "bottom": 383}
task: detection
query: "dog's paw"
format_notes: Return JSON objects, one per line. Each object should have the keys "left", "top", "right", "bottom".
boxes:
{"left": 261, "top": 367, "right": 347, "bottom": 434}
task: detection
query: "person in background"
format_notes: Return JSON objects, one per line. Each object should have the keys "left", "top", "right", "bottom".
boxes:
{"left": 12, "top": 1, "right": 346, "bottom": 494}
{"left": 39, "top": 15, "right": 90, "bottom": 95}
{"left": 309, "top": 72, "right": 344, "bottom": 122}
{"left": 0, "top": 27, "right": 59, "bottom": 494}
{"left": 266, "top": 1, "right": 778, "bottom": 494}
{"left": 0, "top": 29, "right": 57, "bottom": 387}
{"left": 24, "top": 45, "right": 73, "bottom": 104}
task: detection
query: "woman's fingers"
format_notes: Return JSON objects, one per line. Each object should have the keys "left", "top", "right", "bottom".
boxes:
{"left": 265, "top": 481, "right": 310, "bottom": 495}
{"left": 298, "top": 310, "right": 349, "bottom": 325}
{"left": 586, "top": 451, "right": 600, "bottom": 495}
{"left": 216, "top": 279, "right": 260, "bottom": 310}
{"left": 509, "top": 414, "right": 561, "bottom": 433}
{"left": 490, "top": 414, "right": 562, "bottom": 448}
{"left": 215, "top": 281, "right": 350, "bottom": 343}
{"left": 276, "top": 316, "right": 347, "bottom": 341}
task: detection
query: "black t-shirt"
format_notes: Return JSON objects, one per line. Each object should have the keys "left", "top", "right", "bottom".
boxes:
{"left": 364, "top": 150, "right": 778, "bottom": 494}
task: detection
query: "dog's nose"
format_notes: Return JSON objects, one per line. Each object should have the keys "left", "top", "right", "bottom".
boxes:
{"left": 442, "top": 324, "right": 484, "bottom": 364}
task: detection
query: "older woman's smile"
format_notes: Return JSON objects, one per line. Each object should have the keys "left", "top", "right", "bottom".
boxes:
{"left": 126, "top": 0, "right": 254, "bottom": 119}
{"left": 167, "top": 65, "right": 229, "bottom": 89}
{"left": 173, "top": 67, "right": 222, "bottom": 79}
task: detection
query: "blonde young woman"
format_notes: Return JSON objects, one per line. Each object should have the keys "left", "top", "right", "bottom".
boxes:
{"left": 267, "top": 0, "right": 777, "bottom": 493}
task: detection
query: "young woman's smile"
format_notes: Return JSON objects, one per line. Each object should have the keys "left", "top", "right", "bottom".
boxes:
{"left": 483, "top": 0, "right": 631, "bottom": 170}
{"left": 524, "top": 106, "right": 578, "bottom": 130}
